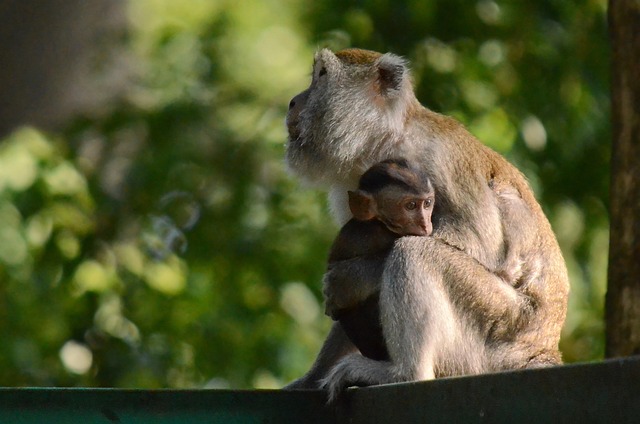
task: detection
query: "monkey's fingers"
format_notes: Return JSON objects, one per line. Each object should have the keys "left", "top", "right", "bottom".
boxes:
{"left": 319, "top": 372, "right": 345, "bottom": 404}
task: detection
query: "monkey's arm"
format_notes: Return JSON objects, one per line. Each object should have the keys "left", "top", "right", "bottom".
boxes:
{"left": 396, "top": 236, "right": 533, "bottom": 335}
{"left": 323, "top": 253, "right": 387, "bottom": 319}
{"left": 283, "top": 323, "right": 358, "bottom": 389}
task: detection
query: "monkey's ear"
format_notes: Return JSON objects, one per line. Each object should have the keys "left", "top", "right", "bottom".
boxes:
{"left": 348, "top": 190, "right": 376, "bottom": 221}
{"left": 376, "top": 54, "right": 408, "bottom": 96}
{"left": 316, "top": 48, "right": 341, "bottom": 75}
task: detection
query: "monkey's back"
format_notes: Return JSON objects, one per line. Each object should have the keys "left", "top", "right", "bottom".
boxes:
{"left": 328, "top": 219, "right": 398, "bottom": 360}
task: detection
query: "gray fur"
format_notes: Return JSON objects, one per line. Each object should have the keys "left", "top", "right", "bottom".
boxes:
{"left": 283, "top": 48, "right": 569, "bottom": 401}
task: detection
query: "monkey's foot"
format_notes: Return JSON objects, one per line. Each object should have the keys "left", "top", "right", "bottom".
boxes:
{"left": 320, "top": 353, "right": 395, "bottom": 403}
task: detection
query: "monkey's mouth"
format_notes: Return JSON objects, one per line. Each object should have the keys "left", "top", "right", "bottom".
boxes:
{"left": 383, "top": 219, "right": 429, "bottom": 237}
{"left": 288, "top": 129, "right": 301, "bottom": 144}
{"left": 287, "top": 124, "right": 303, "bottom": 146}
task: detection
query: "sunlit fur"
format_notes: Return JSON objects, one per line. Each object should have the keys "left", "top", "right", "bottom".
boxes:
{"left": 284, "top": 48, "right": 569, "bottom": 402}
{"left": 286, "top": 49, "right": 416, "bottom": 193}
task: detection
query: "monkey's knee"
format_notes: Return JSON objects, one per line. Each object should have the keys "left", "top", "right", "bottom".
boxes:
{"left": 384, "top": 237, "right": 448, "bottom": 304}
{"left": 385, "top": 237, "right": 433, "bottom": 282}
{"left": 391, "top": 235, "right": 430, "bottom": 258}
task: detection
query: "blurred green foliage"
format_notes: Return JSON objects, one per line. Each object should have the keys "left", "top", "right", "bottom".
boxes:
{"left": 0, "top": 0, "right": 609, "bottom": 388}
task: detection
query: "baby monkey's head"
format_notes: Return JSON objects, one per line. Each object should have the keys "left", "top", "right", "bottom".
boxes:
{"left": 348, "top": 158, "right": 434, "bottom": 237}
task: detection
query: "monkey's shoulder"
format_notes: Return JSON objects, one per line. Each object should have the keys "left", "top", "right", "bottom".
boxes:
{"left": 328, "top": 219, "right": 397, "bottom": 262}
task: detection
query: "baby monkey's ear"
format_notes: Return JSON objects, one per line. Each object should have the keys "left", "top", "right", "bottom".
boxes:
{"left": 376, "top": 53, "right": 409, "bottom": 97}
{"left": 348, "top": 190, "right": 376, "bottom": 221}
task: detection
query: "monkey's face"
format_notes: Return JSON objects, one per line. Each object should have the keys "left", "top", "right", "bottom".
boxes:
{"left": 285, "top": 49, "right": 417, "bottom": 186}
{"left": 375, "top": 185, "right": 435, "bottom": 237}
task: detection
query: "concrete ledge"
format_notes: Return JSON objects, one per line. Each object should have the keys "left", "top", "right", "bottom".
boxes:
{"left": 1, "top": 356, "right": 639, "bottom": 423}
{"left": 0, "top": 387, "right": 334, "bottom": 423}
{"left": 338, "top": 356, "right": 640, "bottom": 423}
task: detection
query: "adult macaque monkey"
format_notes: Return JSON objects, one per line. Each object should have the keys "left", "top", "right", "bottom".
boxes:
{"left": 329, "top": 158, "right": 435, "bottom": 361}
{"left": 284, "top": 48, "right": 569, "bottom": 401}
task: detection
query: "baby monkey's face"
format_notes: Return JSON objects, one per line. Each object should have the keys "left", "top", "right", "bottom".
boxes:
{"left": 374, "top": 185, "right": 434, "bottom": 237}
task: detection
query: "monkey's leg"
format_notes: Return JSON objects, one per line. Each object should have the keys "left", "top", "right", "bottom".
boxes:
{"left": 321, "top": 236, "right": 529, "bottom": 400}
{"left": 380, "top": 236, "right": 491, "bottom": 380}
{"left": 283, "top": 323, "right": 358, "bottom": 390}
{"left": 320, "top": 242, "right": 459, "bottom": 401}
{"left": 320, "top": 248, "right": 456, "bottom": 401}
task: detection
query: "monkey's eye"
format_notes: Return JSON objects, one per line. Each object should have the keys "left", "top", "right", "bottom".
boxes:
{"left": 318, "top": 67, "right": 327, "bottom": 77}
{"left": 405, "top": 201, "right": 417, "bottom": 210}
{"left": 424, "top": 198, "right": 433, "bottom": 209}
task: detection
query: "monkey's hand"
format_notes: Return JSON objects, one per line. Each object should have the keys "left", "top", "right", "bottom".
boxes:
{"left": 323, "top": 256, "right": 385, "bottom": 319}
{"left": 496, "top": 253, "right": 526, "bottom": 286}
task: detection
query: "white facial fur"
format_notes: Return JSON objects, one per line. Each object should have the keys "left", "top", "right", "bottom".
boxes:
{"left": 285, "top": 49, "right": 417, "bottom": 191}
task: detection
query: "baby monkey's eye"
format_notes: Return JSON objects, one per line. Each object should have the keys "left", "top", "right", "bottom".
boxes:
{"left": 405, "top": 201, "right": 417, "bottom": 210}
{"left": 318, "top": 67, "right": 327, "bottom": 77}
{"left": 424, "top": 198, "right": 433, "bottom": 208}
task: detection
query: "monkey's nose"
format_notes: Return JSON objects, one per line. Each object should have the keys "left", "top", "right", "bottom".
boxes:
{"left": 424, "top": 224, "right": 433, "bottom": 236}
{"left": 416, "top": 224, "right": 430, "bottom": 236}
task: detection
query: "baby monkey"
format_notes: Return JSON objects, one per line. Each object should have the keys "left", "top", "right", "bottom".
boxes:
{"left": 326, "top": 158, "right": 435, "bottom": 361}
